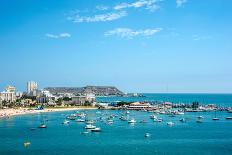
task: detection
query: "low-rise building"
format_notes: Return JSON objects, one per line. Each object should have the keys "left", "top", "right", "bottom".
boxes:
{"left": 0, "top": 91, "right": 16, "bottom": 102}
{"left": 71, "top": 93, "right": 96, "bottom": 105}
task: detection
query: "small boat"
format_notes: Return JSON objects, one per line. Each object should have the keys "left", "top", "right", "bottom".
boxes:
{"left": 85, "top": 124, "right": 96, "bottom": 129}
{"left": 197, "top": 116, "right": 204, "bottom": 119}
{"left": 154, "top": 118, "right": 162, "bottom": 122}
{"left": 38, "top": 124, "right": 47, "bottom": 128}
{"left": 91, "top": 127, "right": 101, "bottom": 132}
{"left": 196, "top": 119, "right": 203, "bottom": 123}
{"left": 107, "top": 119, "right": 113, "bottom": 123}
{"left": 150, "top": 115, "right": 157, "bottom": 119}
{"left": 29, "top": 128, "right": 36, "bottom": 131}
{"left": 212, "top": 110, "right": 219, "bottom": 120}
{"left": 126, "top": 111, "right": 130, "bottom": 114}
{"left": 62, "top": 120, "right": 70, "bottom": 124}
{"left": 167, "top": 122, "right": 175, "bottom": 126}
{"left": 76, "top": 119, "right": 85, "bottom": 122}
{"left": 86, "top": 120, "right": 95, "bottom": 124}
{"left": 23, "top": 141, "right": 31, "bottom": 148}
{"left": 128, "top": 119, "right": 136, "bottom": 124}
{"left": 145, "top": 133, "right": 150, "bottom": 137}
{"left": 66, "top": 116, "right": 76, "bottom": 120}
{"left": 80, "top": 131, "right": 89, "bottom": 134}
{"left": 140, "top": 120, "right": 147, "bottom": 123}
{"left": 226, "top": 117, "right": 232, "bottom": 120}
{"left": 179, "top": 118, "right": 186, "bottom": 122}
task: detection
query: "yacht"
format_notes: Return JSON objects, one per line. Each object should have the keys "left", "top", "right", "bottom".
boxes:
{"left": 150, "top": 114, "right": 157, "bottom": 119}
{"left": 212, "top": 110, "right": 219, "bottom": 120}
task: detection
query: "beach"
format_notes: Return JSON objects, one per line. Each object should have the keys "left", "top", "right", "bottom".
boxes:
{"left": 0, "top": 107, "right": 97, "bottom": 118}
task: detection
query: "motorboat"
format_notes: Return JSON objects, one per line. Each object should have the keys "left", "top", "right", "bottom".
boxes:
{"left": 128, "top": 118, "right": 136, "bottom": 123}
{"left": 154, "top": 118, "right": 162, "bottom": 122}
{"left": 145, "top": 133, "right": 150, "bottom": 137}
{"left": 197, "top": 116, "right": 204, "bottom": 119}
{"left": 62, "top": 120, "right": 70, "bottom": 124}
{"left": 167, "top": 122, "right": 175, "bottom": 126}
{"left": 86, "top": 120, "right": 95, "bottom": 124}
{"left": 76, "top": 119, "right": 85, "bottom": 122}
{"left": 38, "top": 124, "right": 47, "bottom": 128}
{"left": 91, "top": 127, "right": 101, "bottom": 132}
{"left": 226, "top": 117, "right": 232, "bottom": 120}
{"left": 179, "top": 118, "right": 186, "bottom": 122}
{"left": 85, "top": 124, "right": 96, "bottom": 129}
{"left": 150, "top": 114, "right": 157, "bottom": 119}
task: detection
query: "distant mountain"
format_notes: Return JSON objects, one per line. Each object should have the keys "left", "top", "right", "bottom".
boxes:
{"left": 44, "top": 86, "right": 124, "bottom": 96}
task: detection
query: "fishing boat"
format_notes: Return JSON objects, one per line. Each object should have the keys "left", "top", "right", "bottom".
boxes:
{"left": 128, "top": 118, "right": 136, "bottom": 123}
{"left": 91, "top": 127, "right": 101, "bottom": 132}
{"left": 167, "top": 122, "right": 175, "bottom": 126}
{"left": 85, "top": 124, "right": 96, "bottom": 129}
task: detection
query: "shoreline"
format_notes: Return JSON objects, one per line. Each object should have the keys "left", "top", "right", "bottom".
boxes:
{"left": 0, "top": 107, "right": 98, "bottom": 119}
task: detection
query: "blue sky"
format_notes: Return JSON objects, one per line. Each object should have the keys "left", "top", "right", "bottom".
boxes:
{"left": 0, "top": 0, "right": 232, "bottom": 93}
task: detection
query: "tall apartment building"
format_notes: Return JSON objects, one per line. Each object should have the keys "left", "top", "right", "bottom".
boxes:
{"left": 27, "top": 81, "right": 38, "bottom": 94}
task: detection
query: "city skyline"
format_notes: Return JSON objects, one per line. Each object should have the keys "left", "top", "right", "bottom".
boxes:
{"left": 1, "top": 0, "right": 232, "bottom": 93}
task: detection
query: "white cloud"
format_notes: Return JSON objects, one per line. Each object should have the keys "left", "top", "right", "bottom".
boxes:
{"left": 45, "top": 33, "right": 71, "bottom": 39}
{"left": 105, "top": 28, "right": 162, "bottom": 38}
{"left": 96, "top": 5, "right": 109, "bottom": 11}
{"left": 67, "top": 11, "right": 127, "bottom": 23}
{"left": 114, "top": 0, "right": 161, "bottom": 12}
{"left": 193, "top": 34, "right": 211, "bottom": 41}
{"left": 176, "top": 0, "right": 187, "bottom": 8}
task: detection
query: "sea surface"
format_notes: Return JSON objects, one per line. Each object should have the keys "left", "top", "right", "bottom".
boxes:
{"left": 0, "top": 94, "right": 232, "bottom": 155}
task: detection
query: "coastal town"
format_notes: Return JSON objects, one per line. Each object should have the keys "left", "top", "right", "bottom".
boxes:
{"left": 1, "top": 81, "right": 232, "bottom": 119}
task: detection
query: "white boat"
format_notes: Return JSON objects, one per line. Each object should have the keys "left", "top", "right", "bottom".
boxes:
{"left": 197, "top": 116, "right": 204, "bottom": 119}
{"left": 226, "top": 117, "right": 232, "bottom": 120}
{"left": 91, "top": 127, "right": 101, "bottom": 132}
{"left": 145, "top": 133, "right": 150, "bottom": 137}
{"left": 38, "top": 124, "right": 47, "bottom": 128}
{"left": 85, "top": 124, "right": 96, "bottom": 129}
{"left": 154, "top": 118, "right": 162, "bottom": 122}
{"left": 128, "top": 119, "right": 136, "bottom": 123}
{"left": 212, "top": 110, "right": 219, "bottom": 121}
{"left": 167, "top": 122, "right": 175, "bottom": 126}
{"left": 76, "top": 119, "right": 85, "bottom": 122}
{"left": 126, "top": 111, "right": 130, "bottom": 114}
{"left": 150, "top": 114, "right": 157, "bottom": 119}
{"left": 63, "top": 120, "right": 70, "bottom": 124}
{"left": 86, "top": 120, "right": 95, "bottom": 124}
{"left": 179, "top": 118, "right": 186, "bottom": 122}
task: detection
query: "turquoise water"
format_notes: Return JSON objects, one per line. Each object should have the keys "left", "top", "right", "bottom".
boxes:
{"left": 97, "top": 93, "right": 232, "bottom": 107}
{"left": 1, "top": 94, "right": 232, "bottom": 155}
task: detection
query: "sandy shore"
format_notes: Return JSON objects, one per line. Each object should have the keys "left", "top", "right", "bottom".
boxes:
{"left": 0, "top": 107, "right": 97, "bottom": 118}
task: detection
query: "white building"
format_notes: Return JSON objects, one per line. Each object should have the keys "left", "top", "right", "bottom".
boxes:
{"left": 0, "top": 85, "right": 17, "bottom": 102}
{"left": 0, "top": 91, "right": 16, "bottom": 102}
{"left": 27, "top": 81, "right": 38, "bottom": 94}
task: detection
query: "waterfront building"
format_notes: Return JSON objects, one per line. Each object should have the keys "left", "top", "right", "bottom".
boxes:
{"left": 27, "top": 81, "right": 38, "bottom": 94}
{"left": 71, "top": 93, "right": 96, "bottom": 105}
{"left": 127, "top": 102, "right": 151, "bottom": 110}
{"left": 0, "top": 91, "right": 16, "bottom": 102}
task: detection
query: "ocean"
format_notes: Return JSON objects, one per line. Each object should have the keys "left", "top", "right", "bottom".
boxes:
{"left": 0, "top": 93, "right": 232, "bottom": 155}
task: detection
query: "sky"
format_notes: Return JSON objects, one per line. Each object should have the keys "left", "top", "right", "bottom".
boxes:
{"left": 0, "top": 0, "right": 232, "bottom": 93}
